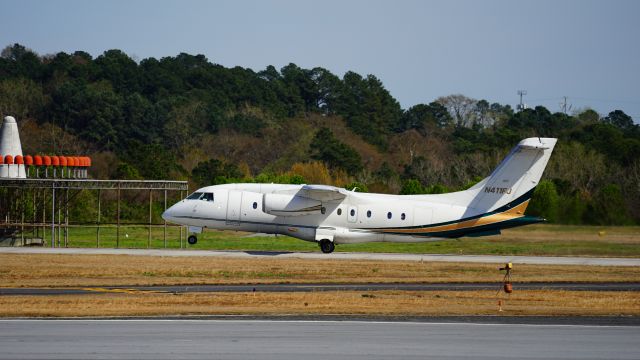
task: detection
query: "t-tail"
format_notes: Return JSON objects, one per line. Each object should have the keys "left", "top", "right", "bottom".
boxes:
{"left": 463, "top": 137, "right": 557, "bottom": 220}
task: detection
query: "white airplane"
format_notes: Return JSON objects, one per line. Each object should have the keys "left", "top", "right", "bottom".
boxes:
{"left": 162, "top": 137, "right": 557, "bottom": 253}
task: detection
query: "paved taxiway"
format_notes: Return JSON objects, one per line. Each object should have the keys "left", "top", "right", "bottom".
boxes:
{"left": 2, "top": 282, "right": 639, "bottom": 296}
{"left": 1, "top": 319, "right": 638, "bottom": 360}
{"left": 2, "top": 247, "right": 640, "bottom": 266}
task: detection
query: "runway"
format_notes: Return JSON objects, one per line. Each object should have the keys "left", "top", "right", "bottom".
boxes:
{"left": 2, "top": 282, "right": 639, "bottom": 296}
{"left": 2, "top": 247, "right": 640, "bottom": 266}
{"left": 0, "top": 319, "right": 638, "bottom": 360}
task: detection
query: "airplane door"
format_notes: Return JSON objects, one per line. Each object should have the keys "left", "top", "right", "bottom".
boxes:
{"left": 226, "top": 190, "right": 242, "bottom": 226}
{"left": 347, "top": 206, "right": 357, "bottom": 223}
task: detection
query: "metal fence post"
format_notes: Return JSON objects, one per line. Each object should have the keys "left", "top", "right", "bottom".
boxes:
{"left": 51, "top": 185, "right": 55, "bottom": 248}
{"left": 163, "top": 189, "right": 167, "bottom": 248}
{"left": 96, "top": 189, "right": 101, "bottom": 248}
{"left": 20, "top": 188, "right": 24, "bottom": 246}
{"left": 148, "top": 190, "right": 152, "bottom": 249}
{"left": 64, "top": 188, "right": 69, "bottom": 247}
{"left": 116, "top": 185, "right": 120, "bottom": 248}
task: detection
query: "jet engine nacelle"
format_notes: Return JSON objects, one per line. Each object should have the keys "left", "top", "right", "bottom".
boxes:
{"left": 263, "top": 193, "right": 322, "bottom": 217}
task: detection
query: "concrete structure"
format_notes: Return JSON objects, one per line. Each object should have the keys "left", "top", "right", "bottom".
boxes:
{"left": 0, "top": 116, "right": 26, "bottom": 178}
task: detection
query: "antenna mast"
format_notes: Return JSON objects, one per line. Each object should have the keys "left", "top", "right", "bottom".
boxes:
{"left": 517, "top": 90, "right": 527, "bottom": 111}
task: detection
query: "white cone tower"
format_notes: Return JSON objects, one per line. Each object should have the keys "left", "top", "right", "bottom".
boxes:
{"left": 0, "top": 116, "right": 26, "bottom": 178}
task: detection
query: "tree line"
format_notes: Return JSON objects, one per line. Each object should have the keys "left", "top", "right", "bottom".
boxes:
{"left": 1, "top": 43, "right": 638, "bottom": 225}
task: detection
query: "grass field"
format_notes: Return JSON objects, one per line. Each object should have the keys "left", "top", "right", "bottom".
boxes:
{"left": 30, "top": 223, "right": 640, "bottom": 257}
{"left": 1, "top": 290, "right": 638, "bottom": 317}
{"left": 2, "top": 253, "right": 639, "bottom": 317}
{"left": 2, "top": 254, "right": 639, "bottom": 287}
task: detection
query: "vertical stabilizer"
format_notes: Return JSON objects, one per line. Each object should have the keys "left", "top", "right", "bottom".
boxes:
{"left": 467, "top": 137, "right": 557, "bottom": 213}
{"left": 0, "top": 116, "right": 26, "bottom": 178}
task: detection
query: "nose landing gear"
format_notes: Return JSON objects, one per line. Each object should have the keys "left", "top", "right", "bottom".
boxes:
{"left": 319, "top": 239, "right": 335, "bottom": 254}
{"left": 187, "top": 226, "right": 202, "bottom": 245}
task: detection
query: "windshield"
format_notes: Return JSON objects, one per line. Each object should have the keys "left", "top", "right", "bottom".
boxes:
{"left": 185, "top": 192, "right": 214, "bottom": 202}
{"left": 186, "top": 192, "right": 203, "bottom": 200}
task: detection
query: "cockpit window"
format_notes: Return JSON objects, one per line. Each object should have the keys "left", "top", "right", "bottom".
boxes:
{"left": 186, "top": 192, "right": 214, "bottom": 202}
{"left": 186, "top": 192, "right": 203, "bottom": 200}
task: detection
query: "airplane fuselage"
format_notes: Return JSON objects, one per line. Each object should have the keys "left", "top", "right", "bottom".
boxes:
{"left": 162, "top": 138, "right": 557, "bottom": 253}
{"left": 163, "top": 183, "right": 539, "bottom": 246}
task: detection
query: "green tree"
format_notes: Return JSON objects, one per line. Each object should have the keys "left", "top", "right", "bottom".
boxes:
{"left": 558, "top": 193, "right": 588, "bottom": 225}
{"left": 604, "top": 110, "right": 634, "bottom": 130}
{"left": 114, "top": 162, "right": 142, "bottom": 180}
{"left": 1, "top": 43, "right": 42, "bottom": 79}
{"left": 424, "top": 184, "right": 449, "bottom": 194}
{"left": 527, "top": 180, "right": 560, "bottom": 222}
{"left": 333, "top": 72, "right": 402, "bottom": 149}
{"left": 94, "top": 49, "right": 140, "bottom": 93}
{"left": 399, "top": 179, "right": 425, "bottom": 195}
{"left": 125, "top": 141, "right": 181, "bottom": 179}
{"left": 588, "top": 184, "right": 631, "bottom": 225}
{"left": 576, "top": 109, "right": 600, "bottom": 124}
{"left": 397, "top": 102, "right": 453, "bottom": 133}
{"left": 192, "top": 158, "right": 243, "bottom": 187}
{"left": 309, "top": 127, "right": 363, "bottom": 176}
{"left": 375, "top": 162, "right": 399, "bottom": 183}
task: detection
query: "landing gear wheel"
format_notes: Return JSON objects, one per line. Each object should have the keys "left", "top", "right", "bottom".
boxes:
{"left": 188, "top": 235, "right": 198, "bottom": 245}
{"left": 319, "top": 239, "right": 335, "bottom": 254}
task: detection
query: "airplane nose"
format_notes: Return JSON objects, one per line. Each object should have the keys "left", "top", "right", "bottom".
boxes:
{"left": 161, "top": 207, "right": 174, "bottom": 222}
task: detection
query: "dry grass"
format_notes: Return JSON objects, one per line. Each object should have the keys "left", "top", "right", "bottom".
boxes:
{"left": 3, "top": 253, "right": 638, "bottom": 318}
{"left": 1, "top": 254, "right": 639, "bottom": 288}
{"left": 496, "top": 225, "right": 640, "bottom": 244}
{"left": 1, "top": 290, "right": 638, "bottom": 317}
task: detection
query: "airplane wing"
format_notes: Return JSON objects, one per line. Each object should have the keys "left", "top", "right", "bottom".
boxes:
{"left": 298, "top": 184, "right": 347, "bottom": 201}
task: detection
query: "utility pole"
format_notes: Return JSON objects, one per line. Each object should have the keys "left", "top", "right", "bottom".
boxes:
{"left": 517, "top": 90, "right": 527, "bottom": 112}
{"left": 560, "top": 96, "right": 572, "bottom": 115}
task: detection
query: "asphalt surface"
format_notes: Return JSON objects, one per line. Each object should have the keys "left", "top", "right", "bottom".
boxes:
{"left": 1, "top": 319, "right": 638, "bottom": 360}
{"left": 2, "top": 282, "right": 639, "bottom": 296}
{"left": 2, "top": 247, "right": 640, "bottom": 266}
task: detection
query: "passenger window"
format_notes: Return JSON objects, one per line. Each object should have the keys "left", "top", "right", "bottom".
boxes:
{"left": 337, "top": 208, "right": 342, "bottom": 215}
{"left": 401, "top": 213, "right": 406, "bottom": 220}
{"left": 350, "top": 209, "right": 355, "bottom": 216}
{"left": 321, "top": 207, "right": 326, "bottom": 214}
{"left": 186, "top": 192, "right": 203, "bottom": 200}
{"left": 253, "top": 202, "right": 258, "bottom": 209}
{"left": 367, "top": 210, "right": 372, "bottom": 218}
{"left": 387, "top": 212, "right": 392, "bottom": 219}
{"left": 201, "top": 193, "right": 214, "bottom": 202}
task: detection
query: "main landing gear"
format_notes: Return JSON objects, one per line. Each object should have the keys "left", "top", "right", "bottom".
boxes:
{"left": 188, "top": 235, "right": 198, "bottom": 245}
{"left": 319, "top": 239, "right": 335, "bottom": 254}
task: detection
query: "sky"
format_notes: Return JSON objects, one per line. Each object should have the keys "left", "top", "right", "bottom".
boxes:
{"left": 1, "top": 0, "right": 639, "bottom": 119}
